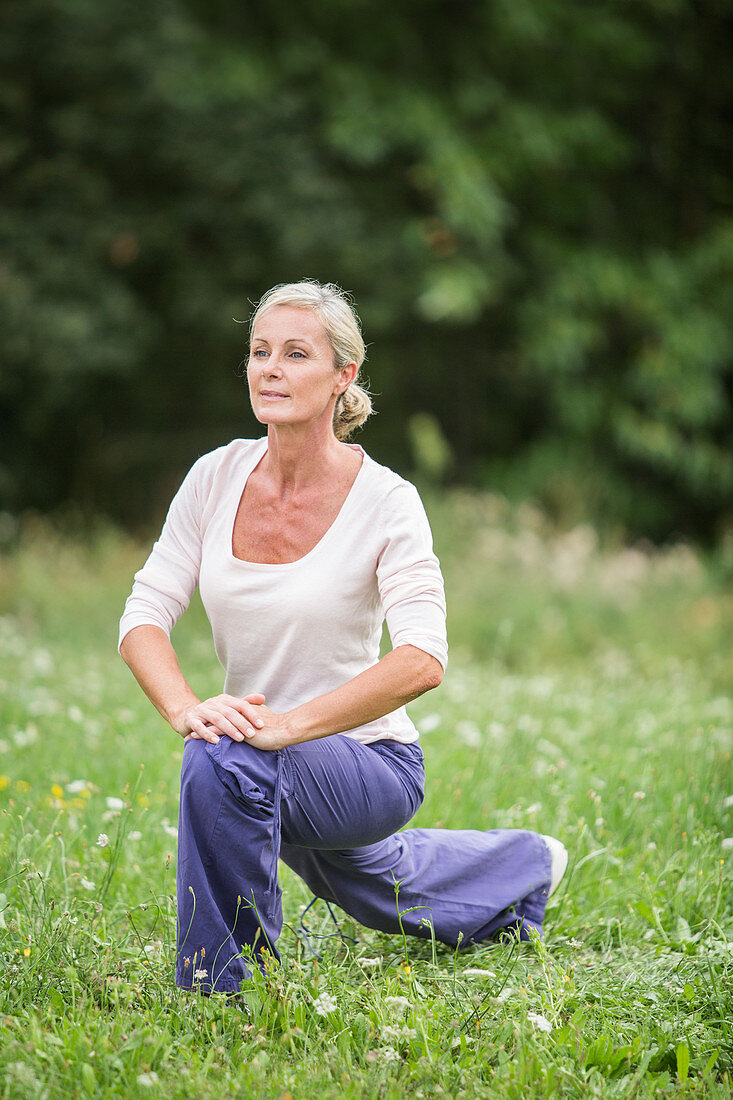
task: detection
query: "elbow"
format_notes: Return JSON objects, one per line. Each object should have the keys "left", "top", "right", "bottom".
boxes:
{"left": 422, "top": 658, "right": 444, "bottom": 693}
{"left": 404, "top": 646, "right": 444, "bottom": 695}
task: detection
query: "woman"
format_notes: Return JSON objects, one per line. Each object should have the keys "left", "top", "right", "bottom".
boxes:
{"left": 119, "top": 280, "right": 567, "bottom": 994}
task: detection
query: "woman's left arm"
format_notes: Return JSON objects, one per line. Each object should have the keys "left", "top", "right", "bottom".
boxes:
{"left": 243, "top": 644, "right": 443, "bottom": 750}
{"left": 224, "top": 478, "right": 446, "bottom": 751}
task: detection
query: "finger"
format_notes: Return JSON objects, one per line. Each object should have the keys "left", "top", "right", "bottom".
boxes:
{"left": 221, "top": 706, "right": 259, "bottom": 740}
{"left": 189, "top": 716, "right": 219, "bottom": 744}
{"left": 219, "top": 693, "right": 265, "bottom": 708}
{"left": 236, "top": 700, "right": 266, "bottom": 729}
{"left": 201, "top": 706, "right": 252, "bottom": 742}
{"left": 212, "top": 701, "right": 264, "bottom": 731}
{"left": 214, "top": 694, "right": 266, "bottom": 728}
{"left": 197, "top": 704, "right": 243, "bottom": 736}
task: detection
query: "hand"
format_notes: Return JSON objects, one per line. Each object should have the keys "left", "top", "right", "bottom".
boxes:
{"left": 174, "top": 693, "right": 267, "bottom": 744}
{"left": 238, "top": 704, "right": 293, "bottom": 751}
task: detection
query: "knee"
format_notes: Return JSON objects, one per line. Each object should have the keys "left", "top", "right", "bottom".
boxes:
{"left": 180, "top": 739, "right": 219, "bottom": 811}
{"left": 182, "top": 738, "right": 277, "bottom": 819}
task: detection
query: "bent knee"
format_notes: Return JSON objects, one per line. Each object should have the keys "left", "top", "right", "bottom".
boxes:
{"left": 180, "top": 739, "right": 220, "bottom": 803}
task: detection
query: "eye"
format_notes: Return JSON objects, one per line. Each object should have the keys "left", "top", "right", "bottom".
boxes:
{"left": 251, "top": 348, "right": 268, "bottom": 358}
{"left": 290, "top": 351, "right": 306, "bottom": 359}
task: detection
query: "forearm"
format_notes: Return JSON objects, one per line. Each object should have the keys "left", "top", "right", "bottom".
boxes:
{"left": 119, "top": 625, "right": 199, "bottom": 728}
{"left": 283, "top": 644, "right": 443, "bottom": 745}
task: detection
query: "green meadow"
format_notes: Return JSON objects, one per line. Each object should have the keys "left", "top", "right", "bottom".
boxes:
{"left": 0, "top": 497, "right": 731, "bottom": 1098}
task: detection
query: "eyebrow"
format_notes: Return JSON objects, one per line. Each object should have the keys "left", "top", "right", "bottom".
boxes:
{"left": 251, "top": 336, "right": 315, "bottom": 346}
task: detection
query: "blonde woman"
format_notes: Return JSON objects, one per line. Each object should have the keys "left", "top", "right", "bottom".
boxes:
{"left": 119, "top": 280, "right": 567, "bottom": 993}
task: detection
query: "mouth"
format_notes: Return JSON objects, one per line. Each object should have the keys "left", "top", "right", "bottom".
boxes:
{"left": 259, "top": 391, "right": 290, "bottom": 400}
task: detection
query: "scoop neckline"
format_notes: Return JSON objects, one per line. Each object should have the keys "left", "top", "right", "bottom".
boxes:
{"left": 229, "top": 439, "right": 368, "bottom": 569}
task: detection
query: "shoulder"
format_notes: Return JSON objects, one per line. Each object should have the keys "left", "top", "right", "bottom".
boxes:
{"left": 171, "top": 438, "right": 266, "bottom": 515}
{"left": 363, "top": 452, "right": 423, "bottom": 502}
{"left": 183, "top": 437, "right": 266, "bottom": 486}
{"left": 360, "top": 452, "right": 428, "bottom": 524}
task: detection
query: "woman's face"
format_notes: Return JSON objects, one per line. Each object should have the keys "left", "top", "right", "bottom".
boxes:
{"left": 248, "top": 306, "right": 355, "bottom": 434}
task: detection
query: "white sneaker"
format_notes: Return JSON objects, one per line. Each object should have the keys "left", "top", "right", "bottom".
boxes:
{"left": 541, "top": 835, "right": 568, "bottom": 897}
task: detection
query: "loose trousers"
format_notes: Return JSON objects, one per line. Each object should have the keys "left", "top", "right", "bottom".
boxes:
{"left": 176, "top": 735, "right": 552, "bottom": 993}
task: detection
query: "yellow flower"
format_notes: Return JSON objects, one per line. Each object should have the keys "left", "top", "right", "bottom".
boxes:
{"left": 0, "top": 775, "right": 10, "bottom": 791}
{"left": 51, "top": 784, "right": 64, "bottom": 799}
{"left": 16, "top": 780, "right": 30, "bottom": 793}
{"left": 23, "top": 947, "right": 31, "bottom": 957}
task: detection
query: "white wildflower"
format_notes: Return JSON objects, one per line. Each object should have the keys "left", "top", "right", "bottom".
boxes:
{"left": 32, "top": 649, "right": 54, "bottom": 675}
{"left": 69, "top": 916, "right": 78, "bottom": 925}
{"left": 418, "top": 713, "right": 442, "bottom": 734}
{"left": 456, "top": 720, "right": 481, "bottom": 747}
{"left": 106, "top": 797, "right": 124, "bottom": 811}
{"left": 129, "top": 831, "right": 142, "bottom": 841}
{"left": 633, "top": 790, "right": 646, "bottom": 801}
{"left": 723, "top": 795, "right": 733, "bottom": 810}
{"left": 384, "top": 995, "right": 412, "bottom": 1014}
{"left": 68, "top": 706, "right": 84, "bottom": 723}
{"left": 463, "top": 968, "right": 495, "bottom": 978}
{"left": 312, "top": 991, "right": 337, "bottom": 1016}
{"left": 722, "top": 838, "right": 733, "bottom": 851}
{"left": 357, "top": 957, "right": 380, "bottom": 969}
{"left": 136, "top": 1072, "right": 159, "bottom": 1087}
{"left": 13, "top": 726, "right": 39, "bottom": 748}
{"left": 370, "top": 1046, "right": 399, "bottom": 1063}
{"left": 382, "top": 1025, "right": 415, "bottom": 1041}
{"left": 527, "top": 1011, "right": 552, "bottom": 1033}
{"left": 193, "top": 968, "right": 208, "bottom": 980}
{"left": 66, "top": 780, "right": 89, "bottom": 794}
{"left": 96, "top": 833, "right": 109, "bottom": 848}
{"left": 80, "top": 877, "right": 95, "bottom": 891}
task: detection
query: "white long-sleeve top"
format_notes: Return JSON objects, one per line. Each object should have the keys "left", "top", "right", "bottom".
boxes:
{"left": 119, "top": 438, "right": 448, "bottom": 744}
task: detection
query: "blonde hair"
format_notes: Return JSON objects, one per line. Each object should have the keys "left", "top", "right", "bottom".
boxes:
{"left": 249, "top": 280, "right": 373, "bottom": 440}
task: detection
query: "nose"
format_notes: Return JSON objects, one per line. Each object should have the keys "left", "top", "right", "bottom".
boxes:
{"left": 263, "top": 353, "right": 284, "bottom": 377}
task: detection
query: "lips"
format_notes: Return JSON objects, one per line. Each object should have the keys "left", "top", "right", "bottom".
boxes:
{"left": 260, "top": 391, "right": 290, "bottom": 399}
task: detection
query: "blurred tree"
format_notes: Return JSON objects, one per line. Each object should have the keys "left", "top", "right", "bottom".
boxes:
{"left": 1, "top": 0, "right": 731, "bottom": 538}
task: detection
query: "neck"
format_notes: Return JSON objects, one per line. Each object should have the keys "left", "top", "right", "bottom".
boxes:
{"left": 263, "top": 422, "right": 348, "bottom": 493}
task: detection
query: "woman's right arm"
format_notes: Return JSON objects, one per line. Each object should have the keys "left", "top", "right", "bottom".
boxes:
{"left": 120, "top": 624, "right": 265, "bottom": 744}
{"left": 119, "top": 450, "right": 264, "bottom": 744}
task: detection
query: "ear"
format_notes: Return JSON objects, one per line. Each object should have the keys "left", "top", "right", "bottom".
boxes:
{"left": 334, "top": 360, "right": 358, "bottom": 395}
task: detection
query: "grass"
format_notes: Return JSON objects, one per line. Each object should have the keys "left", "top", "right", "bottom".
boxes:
{"left": 0, "top": 497, "right": 731, "bottom": 1099}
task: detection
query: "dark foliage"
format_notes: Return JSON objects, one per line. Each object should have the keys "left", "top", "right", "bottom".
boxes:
{"left": 1, "top": 0, "right": 731, "bottom": 537}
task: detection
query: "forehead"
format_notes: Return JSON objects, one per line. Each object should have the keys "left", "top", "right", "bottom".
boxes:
{"left": 251, "top": 305, "right": 329, "bottom": 345}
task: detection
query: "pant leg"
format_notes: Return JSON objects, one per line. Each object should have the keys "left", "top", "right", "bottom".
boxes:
{"left": 175, "top": 734, "right": 421, "bottom": 993}
{"left": 176, "top": 737, "right": 285, "bottom": 993}
{"left": 281, "top": 740, "right": 552, "bottom": 946}
{"left": 176, "top": 734, "right": 553, "bottom": 994}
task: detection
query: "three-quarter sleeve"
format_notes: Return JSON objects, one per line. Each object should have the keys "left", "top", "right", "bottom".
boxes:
{"left": 118, "top": 455, "right": 209, "bottom": 650}
{"left": 376, "top": 481, "right": 448, "bottom": 670}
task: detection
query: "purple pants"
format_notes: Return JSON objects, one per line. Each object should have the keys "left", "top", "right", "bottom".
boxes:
{"left": 176, "top": 735, "right": 552, "bottom": 993}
